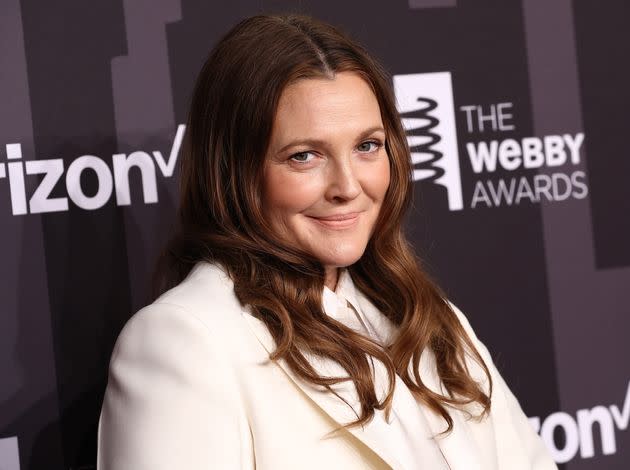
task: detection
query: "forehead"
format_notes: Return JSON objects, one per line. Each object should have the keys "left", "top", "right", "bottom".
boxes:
{"left": 270, "top": 72, "right": 383, "bottom": 142}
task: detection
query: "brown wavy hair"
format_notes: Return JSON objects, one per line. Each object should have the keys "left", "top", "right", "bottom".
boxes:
{"left": 153, "top": 12, "right": 492, "bottom": 435}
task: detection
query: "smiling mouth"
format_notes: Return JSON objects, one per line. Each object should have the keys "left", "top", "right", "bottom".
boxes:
{"left": 307, "top": 212, "right": 361, "bottom": 229}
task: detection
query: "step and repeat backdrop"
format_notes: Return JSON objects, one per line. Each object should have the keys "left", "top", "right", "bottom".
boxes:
{"left": 1, "top": 0, "right": 628, "bottom": 469}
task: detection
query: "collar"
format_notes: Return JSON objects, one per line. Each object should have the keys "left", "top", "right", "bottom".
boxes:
{"left": 322, "top": 268, "right": 363, "bottom": 318}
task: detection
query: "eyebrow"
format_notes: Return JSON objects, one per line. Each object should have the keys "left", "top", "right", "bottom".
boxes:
{"left": 276, "top": 126, "right": 386, "bottom": 155}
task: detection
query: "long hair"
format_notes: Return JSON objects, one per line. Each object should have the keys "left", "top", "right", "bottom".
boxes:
{"left": 152, "top": 12, "right": 492, "bottom": 435}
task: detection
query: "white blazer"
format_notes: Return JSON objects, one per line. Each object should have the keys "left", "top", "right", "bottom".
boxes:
{"left": 97, "top": 261, "right": 557, "bottom": 470}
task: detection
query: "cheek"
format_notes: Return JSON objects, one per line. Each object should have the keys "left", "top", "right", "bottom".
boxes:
{"left": 366, "top": 159, "right": 391, "bottom": 202}
{"left": 262, "top": 168, "right": 323, "bottom": 217}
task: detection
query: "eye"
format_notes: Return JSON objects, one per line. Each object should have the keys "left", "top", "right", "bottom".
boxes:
{"left": 289, "top": 151, "right": 315, "bottom": 164}
{"left": 357, "top": 140, "right": 382, "bottom": 153}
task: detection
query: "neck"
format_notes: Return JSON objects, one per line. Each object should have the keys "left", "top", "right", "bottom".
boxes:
{"left": 324, "top": 266, "right": 339, "bottom": 291}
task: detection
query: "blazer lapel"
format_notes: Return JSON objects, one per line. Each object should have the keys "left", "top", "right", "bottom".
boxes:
{"left": 353, "top": 288, "right": 454, "bottom": 470}
{"left": 413, "top": 348, "right": 488, "bottom": 470}
{"left": 242, "top": 311, "right": 407, "bottom": 470}
{"left": 356, "top": 288, "right": 490, "bottom": 470}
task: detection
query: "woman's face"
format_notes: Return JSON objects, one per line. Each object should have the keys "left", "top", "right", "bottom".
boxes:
{"left": 262, "top": 71, "right": 391, "bottom": 272}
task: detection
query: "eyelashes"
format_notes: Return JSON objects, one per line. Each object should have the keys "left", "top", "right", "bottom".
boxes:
{"left": 289, "top": 152, "right": 315, "bottom": 164}
{"left": 289, "top": 140, "right": 384, "bottom": 165}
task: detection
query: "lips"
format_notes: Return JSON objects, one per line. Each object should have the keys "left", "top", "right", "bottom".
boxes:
{"left": 307, "top": 212, "right": 361, "bottom": 229}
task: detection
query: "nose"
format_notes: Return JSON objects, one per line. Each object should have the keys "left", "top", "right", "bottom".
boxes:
{"left": 324, "top": 156, "right": 362, "bottom": 202}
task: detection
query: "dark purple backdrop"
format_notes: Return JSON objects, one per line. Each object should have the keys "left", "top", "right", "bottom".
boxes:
{"left": 1, "top": 1, "right": 628, "bottom": 469}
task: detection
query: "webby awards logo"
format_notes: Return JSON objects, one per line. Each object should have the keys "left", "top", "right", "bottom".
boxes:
{"left": 393, "top": 72, "right": 588, "bottom": 210}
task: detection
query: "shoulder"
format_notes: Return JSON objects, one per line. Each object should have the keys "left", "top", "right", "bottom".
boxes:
{"left": 444, "top": 299, "right": 478, "bottom": 340}
{"left": 103, "top": 263, "right": 247, "bottom": 420}
{"left": 153, "top": 260, "right": 244, "bottom": 323}
{"left": 99, "top": 263, "right": 251, "bottom": 469}
{"left": 443, "top": 299, "right": 495, "bottom": 390}
{"left": 444, "top": 298, "right": 490, "bottom": 360}
{"left": 109, "top": 261, "right": 244, "bottom": 368}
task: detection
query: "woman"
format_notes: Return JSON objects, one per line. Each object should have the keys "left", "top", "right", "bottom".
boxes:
{"left": 97, "top": 13, "right": 557, "bottom": 470}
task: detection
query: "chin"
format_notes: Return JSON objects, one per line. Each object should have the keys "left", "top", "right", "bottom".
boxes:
{"left": 314, "top": 246, "right": 367, "bottom": 268}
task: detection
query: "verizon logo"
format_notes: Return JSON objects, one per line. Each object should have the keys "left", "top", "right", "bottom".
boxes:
{"left": 1, "top": 124, "right": 185, "bottom": 215}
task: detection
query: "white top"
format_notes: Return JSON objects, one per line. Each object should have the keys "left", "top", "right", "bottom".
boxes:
{"left": 322, "top": 268, "right": 449, "bottom": 469}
